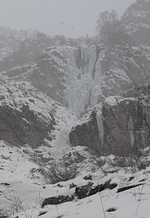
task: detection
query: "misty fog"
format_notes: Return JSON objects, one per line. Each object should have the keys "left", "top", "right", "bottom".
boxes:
{"left": 0, "top": 0, "right": 135, "bottom": 37}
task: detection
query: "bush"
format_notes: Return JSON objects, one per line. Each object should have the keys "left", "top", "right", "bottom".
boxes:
{"left": 0, "top": 209, "right": 9, "bottom": 218}
{"left": 44, "top": 161, "right": 79, "bottom": 184}
{"left": 111, "top": 155, "right": 149, "bottom": 171}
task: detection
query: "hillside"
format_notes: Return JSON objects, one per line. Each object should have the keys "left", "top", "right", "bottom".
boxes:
{"left": 0, "top": 0, "right": 150, "bottom": 217}
{"left": 122, "top": 0, "right": 150, "bottom": 45}
{"left": 2, "top": 44, "right": 150, "bottom": 117}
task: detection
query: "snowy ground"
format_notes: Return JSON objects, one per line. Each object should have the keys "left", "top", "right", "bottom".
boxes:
{"left": 0, "top": 138, "right": 150, "bottom": 218}
{"left": 12, "top": 168, "right": 150, "bottom": 218}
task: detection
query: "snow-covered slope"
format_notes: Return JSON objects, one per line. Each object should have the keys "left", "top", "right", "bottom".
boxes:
{"left": 10, "top": 157, "right": 150, "bottom": 218}
{"left": 0, "top": 135, "right": 150, "bottom": 218}
{"left": 0, "top": 75, "right": 78, "bottom": 161}
{"left": 0, "top": 1, "right": 150, "bottom": 216}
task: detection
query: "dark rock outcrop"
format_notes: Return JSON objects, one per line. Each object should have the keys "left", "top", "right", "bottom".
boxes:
{"left": 0, "top": 82, "right": 66, "bottom": 148}
{"left": 75, "top": 182, "right": 93, "bottom": 199}
{"left": 102, "top": 98, "right": 144, "bottom": 156}
{"left": 75, "top": 180, "right": 117, "bottom": 199}
{"left": 0, "top": 104, "right": 55, "bottom": 148}
{"left": 69, "top": 111, "right": 100, "bottom": 155}
{"left": 69, "top": 85, "right": 150, "bottom": 156}
{"left": 42, "top": 195, "right": 74, "bottom": 207}
{"left": 117, "top": 183, "right": 144, "bottom": 193}
{"left": 42, "top": 180, "right": 117, "bottom": 207}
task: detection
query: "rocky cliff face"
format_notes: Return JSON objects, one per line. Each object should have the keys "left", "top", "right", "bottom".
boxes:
{"left": 0, "top": 0, "right": 150, "bottom": 156}
{"left": 68, "top": 0, "right": 150, "bottom": 155}
{"left": 101, "top": 96, "right": 149, "bottom": 156}
{"left": 0, "top": 27, "right": 88, "bottom": 73}
{"left": 25, "top": 44, "right": 150, "bottom": 116}
{"left": 3, "top": 44, "right": 150, "bottom": 117}
{"left": 69, "top": 111, "right": 100, "bottom": 155}
{"left": 0, "top": 79, "right": 73, "bottom": 148}
{"left": 122, "top": 0, "right": 150, "bottom": 45}
{"left": 69, "top": 84, "right": 150, "bottom": 156}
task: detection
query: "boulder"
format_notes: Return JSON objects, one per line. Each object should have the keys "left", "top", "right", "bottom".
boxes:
{"left": 69, "top": 111, "right": 100, "bottom": 155}
{"left": 69, "top": 90, "right": 150, "bottom": 156}
{"left": 42, "top": 195, "right": 74, "bottom": 207}
{"left": 75, "top": 180, "right": 117, "bottom": 199}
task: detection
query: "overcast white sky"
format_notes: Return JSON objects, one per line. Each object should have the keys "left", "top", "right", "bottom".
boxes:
{"left": 0, "top": 0, "right": 135, "bottom": 37}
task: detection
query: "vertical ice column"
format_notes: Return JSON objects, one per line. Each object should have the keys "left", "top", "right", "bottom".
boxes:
{"left": 96, "top": 109, "right": 104, "bottom": 146}
{"left": 128, "top": 115, "right": 135, "bottom": 148}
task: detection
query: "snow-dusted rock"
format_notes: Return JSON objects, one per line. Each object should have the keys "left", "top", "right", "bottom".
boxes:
{"left": 0, "top": 80, "right": 73, "bottom": 148}
{"left": 3, "top": 44, "right": 150, "bottom": 117}
{"left": 122, "top": 0, "right": 150, "bottom": 45}
{"left": 69, "top": 84, "right": 150, "bottom": 156}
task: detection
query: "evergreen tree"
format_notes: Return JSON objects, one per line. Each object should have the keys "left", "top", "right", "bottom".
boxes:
{"left": 96, "top": 10, "right": 132, "bottom": 46}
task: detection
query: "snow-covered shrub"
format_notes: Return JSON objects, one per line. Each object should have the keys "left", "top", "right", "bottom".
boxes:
{"left": 43, "top": 161, "right": 79, "bottom": 184}
{"left": 0, "top": 209, "right": 9, "bottom": 218}
{"left": 110, "top": 155, "right": 149, "bottom": 171}
{"left": 96, "top": 157, "right": 106, "bottom": 168}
